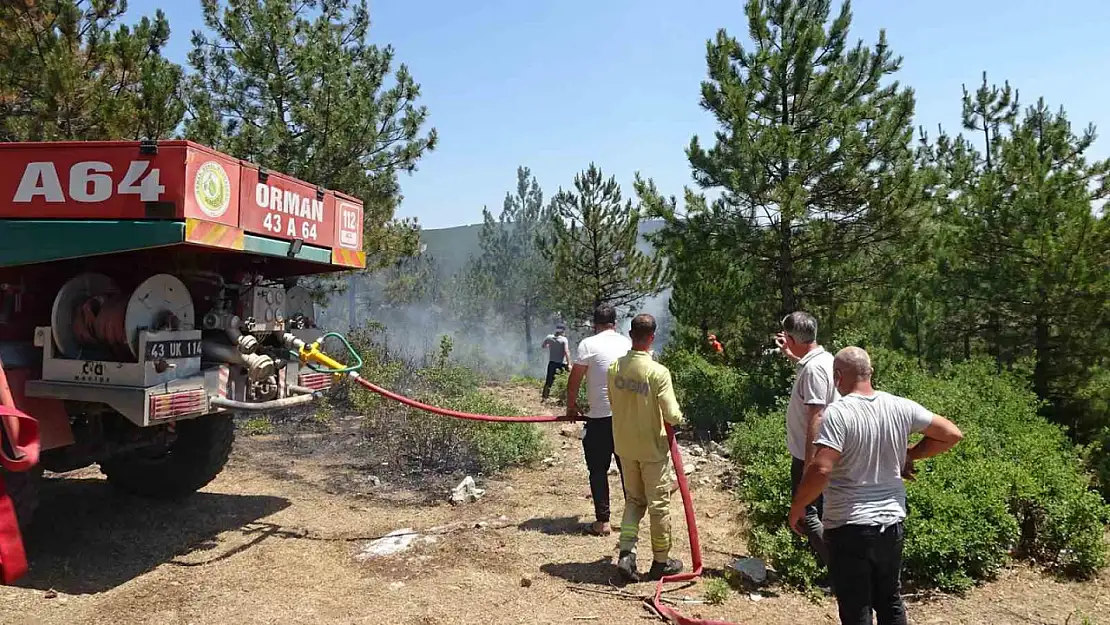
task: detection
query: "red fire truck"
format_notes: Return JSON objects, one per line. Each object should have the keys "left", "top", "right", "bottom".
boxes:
{"left": 0, "top": 141, "right": 365, "bottom": 551}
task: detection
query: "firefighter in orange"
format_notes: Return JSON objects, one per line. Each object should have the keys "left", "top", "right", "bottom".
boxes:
{"left": 707, "top": 333, "right": 723, "bottom": 355}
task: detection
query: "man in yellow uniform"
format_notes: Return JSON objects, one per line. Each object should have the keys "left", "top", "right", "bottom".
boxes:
{"left": 607, "top": 313, "right": 685, "bottom": 582}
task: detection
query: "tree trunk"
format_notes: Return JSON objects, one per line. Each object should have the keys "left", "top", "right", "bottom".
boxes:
{"left": 913, "top": 293, "right": 923, "bottom": 367}
{"left": 1033, "top": 314, "right": 1051, "bottom": 403}
{"left": 778, "top": 222, "right": 797, "bottom": 315}
{"left": 347, "top": 275, "right": 358, "bottom": 330}
{"left": 523, "top": 309, "right": 534, "bottom": 367}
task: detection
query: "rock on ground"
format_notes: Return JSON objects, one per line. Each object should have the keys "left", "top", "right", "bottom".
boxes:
{"left": 449, "top": 476, "right": 485, "bottom": 505}
{"left": 354, "top": 529, "right": 437, "bottom": 560}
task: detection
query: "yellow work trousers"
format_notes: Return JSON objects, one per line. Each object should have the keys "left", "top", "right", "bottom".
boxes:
{"left": 618, "top": 458, "right": 673, "bottom": 563}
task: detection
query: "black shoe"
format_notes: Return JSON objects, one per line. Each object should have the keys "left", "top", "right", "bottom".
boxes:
{"left": 646, "top": 558, "right": 683, "bottom": 580}
{"left": 617, "top": 550, "right": 640, "bottom": 582}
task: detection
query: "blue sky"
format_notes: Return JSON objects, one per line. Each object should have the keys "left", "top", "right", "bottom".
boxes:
{"left": 130, "top": 0, "right": 1110, "bottom": 229}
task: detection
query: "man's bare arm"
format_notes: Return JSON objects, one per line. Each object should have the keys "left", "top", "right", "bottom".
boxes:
{"left": 565, "top": 364, "right": 587, "bottom": 418}
{"left": 804, "top": 404, "right": 824, "bottom": 466}
{"left": 908, "top": 415, "right": 963, "bottom": 461}
{"left": 789, "top": 445, "right": 840, "bottom": 534}
{"left": 657, "top": 370, "right": 684, "bottom": 426}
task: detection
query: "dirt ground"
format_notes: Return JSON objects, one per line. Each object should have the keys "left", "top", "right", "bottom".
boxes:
{"left": 0, "top": 383, "right": 1107, "bottom": 625}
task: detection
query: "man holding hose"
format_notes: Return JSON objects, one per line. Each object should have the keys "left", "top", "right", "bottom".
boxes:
{"left": 607, "top": 313, "right": 684, "bottom": 581}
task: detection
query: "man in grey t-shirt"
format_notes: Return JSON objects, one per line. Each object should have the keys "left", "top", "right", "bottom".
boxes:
{"left": 541, "top": 324, "right": 570, "bottom": 400}
{"left": 790, "top": 347, "right": 964, "bottom": 625}
{"left": 775, "top": 311, "right": 838, "bottom": 566}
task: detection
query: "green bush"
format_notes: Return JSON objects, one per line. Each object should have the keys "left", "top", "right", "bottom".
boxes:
{"left": 1077, "top": 368, "right": 1110, "bottom": 499}
{"left": 509, "top": 375, "right": 543, "bottom": 388}
{"left": 730, "top": 349, "right": 1110, "bottom": 592}
{"left": 435, "top": 390, "right": 547, "bottom": 473}
{"left": 703, "top": 577, "right": 730, "bottom": 605}
{"left": 662, "top": 349, "right": 753, "bottom": 435}
{"left": 549, "top": 368, "right": 589, "bottom": 413}
{"left": 241, "top": 415, "right": 274, "bottom": 436}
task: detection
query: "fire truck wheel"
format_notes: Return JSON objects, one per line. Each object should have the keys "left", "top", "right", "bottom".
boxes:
{"left": 2, "top": 466, "right": 43, "bottom": 530}
{"left": 100, "top": 413, "right": 235, "bottom": 499}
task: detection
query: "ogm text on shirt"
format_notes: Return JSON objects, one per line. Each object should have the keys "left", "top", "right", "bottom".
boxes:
{"left": 613, "top": 375, "right": 650, "bottom": 396}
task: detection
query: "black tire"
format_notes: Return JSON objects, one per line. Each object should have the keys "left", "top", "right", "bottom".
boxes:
{"left": 100, "top": 413, "right": 235, "bottom": 499}
{"left": 2, "top": 466, "right": 42, "bottom": 530}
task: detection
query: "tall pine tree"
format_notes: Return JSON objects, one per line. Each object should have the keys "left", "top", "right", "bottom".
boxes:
{"left": 468, "top": 167, "right": 557, "bottom": 361}
{"left": 184, "top": 0, "right": 436, "bottom": 269}
{"left": 927, "top": 77, "right": 1110, "bottom": 432}
{"left": 659, "top": 0, "right": 925, "bottom": 337}
{"left": 637, "top": 178, "right": 761, "bottom": 357}
{"left": 540, "top": 164, "right": 668, "bottom": 325}
{"left": 0, "top": 0, "right": 184, "bottom": 141}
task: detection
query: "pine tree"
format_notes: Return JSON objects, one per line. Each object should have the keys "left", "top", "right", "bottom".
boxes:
{"left": 929, "top": 78, "right": 1110, "bottom": 431}
{"left": 676, "top": 0, "right": 925, "bottom": 328}
{"left": 383, "top": 248, "right": 442, "bottom": 307}
{"left": 184, "top": 0, "right": 436, "bottom": 269}
{"left": 468, "top": 167, "right": 557, "bottom": 361}
{"left": 540, "top": 164, "right": 668, "bottom": 325}
{"left": 637, "top": 178, "right": 760, "bottom": 356}
{"left": 0, "top": 0, "right": 184, "bottom": 141}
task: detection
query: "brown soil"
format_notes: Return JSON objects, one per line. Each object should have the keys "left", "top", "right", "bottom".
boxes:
{"left": 0, "top": 382, "right": 1107, "bottom": 625}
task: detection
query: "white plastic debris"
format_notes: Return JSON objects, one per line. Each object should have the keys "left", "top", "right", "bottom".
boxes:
{"left": 449, "top": 476, "right": 485, "bottom": 505}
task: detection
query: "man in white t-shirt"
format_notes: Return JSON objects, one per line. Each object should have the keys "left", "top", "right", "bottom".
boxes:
{"left": 565, "top": 304, "right": 632, "bottom": 536}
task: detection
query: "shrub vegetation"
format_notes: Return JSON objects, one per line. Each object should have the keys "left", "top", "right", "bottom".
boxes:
{"left": 345, "top": 328, "right": 547, "bottom": 475}
{"left": 725, "top": 348, "right": 1110, "bottom": 592}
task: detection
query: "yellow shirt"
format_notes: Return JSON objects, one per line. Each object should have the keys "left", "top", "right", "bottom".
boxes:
{"left": 607, "top": 350, "right": 685, "bottom": 462}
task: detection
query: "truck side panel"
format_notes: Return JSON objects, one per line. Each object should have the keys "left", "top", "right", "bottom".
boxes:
{"left": 238, "top": 165, "right": 335, "bottom": 247}
{"left": 0, "top": 142, "right": 188, "bottom": 220}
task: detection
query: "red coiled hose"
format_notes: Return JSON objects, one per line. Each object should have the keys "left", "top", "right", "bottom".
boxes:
{"left": 351, "top": 374, "right": 739, "bottom": 625}
{"left": 72, "top": 295, "right": 132, "bottom": 360}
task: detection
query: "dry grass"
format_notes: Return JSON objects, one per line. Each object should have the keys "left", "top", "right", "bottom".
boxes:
{"left": 0, "top": 383, "right": 1105, "bottom": 624}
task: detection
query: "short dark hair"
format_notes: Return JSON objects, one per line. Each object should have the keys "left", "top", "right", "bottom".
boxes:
{"left": 593, "top": 304, "right": 617, "bottom": 326}
{"left": 630, "top": 313, "right": 656, "bottom": 341}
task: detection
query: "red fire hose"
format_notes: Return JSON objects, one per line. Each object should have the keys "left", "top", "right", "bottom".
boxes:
{"left": 0, "top": 357, "right": 42, "bottom": 584}
{"left": 351, "top": 373, "right": 738, "bottom": 625}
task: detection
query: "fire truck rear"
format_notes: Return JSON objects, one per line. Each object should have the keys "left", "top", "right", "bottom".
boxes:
{"left": 0, "top": 140, "right": 366, "bottom": 529}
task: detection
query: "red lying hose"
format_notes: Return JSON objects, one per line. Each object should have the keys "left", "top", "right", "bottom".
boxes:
{"left": 350, "top": 373, "right": 579, "bottom": 423}
{"left": 0, "top": 357, "right": 42, "bottom": 584}
{"left": 351, "top": 374, "right": 738, "bottom": 625}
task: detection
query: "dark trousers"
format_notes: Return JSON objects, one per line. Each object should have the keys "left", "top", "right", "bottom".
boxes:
{"left": 542, "top": 361, "right": 567, "bottom": 399}
{"left": 582, "top": 417, "right": 624, "bottom": 523}
{"left": 826, "top": 522, "right": 908, "bottom": 625}
{"left": 790, "top": 457, "right": 829, "bottom": 566}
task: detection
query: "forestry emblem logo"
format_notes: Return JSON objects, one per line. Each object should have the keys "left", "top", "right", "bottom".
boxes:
{"left": 194, "top": 161, "right": 231, "bottom": 218}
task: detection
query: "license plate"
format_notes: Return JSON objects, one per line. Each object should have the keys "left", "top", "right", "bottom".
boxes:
{"left": 146, "top": 339, "right": 202, "bottom": 360}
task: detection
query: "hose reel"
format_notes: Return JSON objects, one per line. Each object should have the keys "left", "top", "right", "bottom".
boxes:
{"left": 51, "top": 273, "right": 196, "bottom": 360}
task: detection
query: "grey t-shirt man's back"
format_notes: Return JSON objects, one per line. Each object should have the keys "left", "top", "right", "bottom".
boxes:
{"left": 814, "top": 391, "right": 935, "bottom": 529}
{"left": 786, "top": 347, "right": 838, "bottom": 460}
{"left": 546, "top": 334, "right": 569, "bottom": 363}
